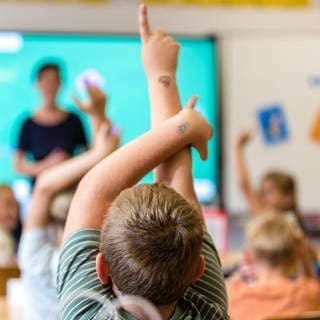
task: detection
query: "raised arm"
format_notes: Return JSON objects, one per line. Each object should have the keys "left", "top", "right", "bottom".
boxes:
{"left": 63, "top": 104, "right": 212, "bottom": 240}
{"left": 140, "top": 7, "right": 229, "bottom": 313}
{"left": 235, "top": 130, "right": 263, "bottom": 214}
{"left": 73, "top": 85, "right": 110, "bottom": 143}
{"left": 23, "top": 88, "right": 119, "bottom": 232}
{"left": 139, "top": 5, "right": 201, "bottom": 212}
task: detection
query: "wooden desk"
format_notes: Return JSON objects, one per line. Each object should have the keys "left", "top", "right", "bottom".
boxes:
{"left": 0, "top": 267, "right": 20, "bottom": 296}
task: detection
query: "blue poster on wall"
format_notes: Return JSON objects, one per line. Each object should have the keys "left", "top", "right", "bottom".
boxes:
{"left": 257, "top": 104, "right": 289, "bottom": 145}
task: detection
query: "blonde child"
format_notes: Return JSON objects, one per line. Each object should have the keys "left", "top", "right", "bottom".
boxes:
{"left": 235, "top": 130, "right": 319, "bottom": 282}
{"left": 227, "top": 213, "right": 320, "bottom": 320}
{"left": 236, "top": 131, "right": 305, "bottom": 233}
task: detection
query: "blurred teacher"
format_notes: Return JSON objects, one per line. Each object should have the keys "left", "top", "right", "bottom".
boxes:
{"left": 14, "top": 62, "right": 87, "bottom": 181}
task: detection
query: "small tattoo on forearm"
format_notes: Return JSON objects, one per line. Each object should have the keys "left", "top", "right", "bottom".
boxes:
{"left": 158, "top": 75, "right": 171, "bottom": 88}
{"left": 178, "top": 123, "right": 189, "bottom": 134}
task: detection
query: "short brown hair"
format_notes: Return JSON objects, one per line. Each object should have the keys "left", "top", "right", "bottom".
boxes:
{"left": 246, "top": 213, "right": 297, "bottom": 268}
{"left": 262, "top": 171, "right": 306, "bottom": 234}
{"left": 262, "top": 171, "right": 295, "bottom": 200}
{"left": 100, "top": 183, "right": 203, "bottom": 306}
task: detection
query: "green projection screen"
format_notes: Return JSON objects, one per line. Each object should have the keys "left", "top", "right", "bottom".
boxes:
{"left": 0, "top": 33, "right": 219, "bottom": 204}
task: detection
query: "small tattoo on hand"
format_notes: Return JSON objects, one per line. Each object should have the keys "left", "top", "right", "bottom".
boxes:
{"left": 159, "top": 75, "right": 171, "bottom": 88}
{"left": 178, "top": 123, "right": 189, "bottom": 134}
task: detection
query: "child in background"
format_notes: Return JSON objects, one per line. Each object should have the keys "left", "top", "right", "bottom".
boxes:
{"left": 18, "top": 86, "right": 119, "bottom": 320}
{"left": 235, "top": 131, "right": 318, "bottom": 279}
{"left": 235, "top": 130, "right": 305, "bottom": 232}
{"left": 57, "top": 5, "right": 228, "bottom": 320}
{"left": 0, "top": 184, "right": 20, "bottom": 266}
{"left": 227, "top": 213, "right": 320, "bottom": 320}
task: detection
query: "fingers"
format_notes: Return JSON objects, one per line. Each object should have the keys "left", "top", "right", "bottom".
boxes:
{"left": 139, "top": 4, "right": 151, "bottom": 42}
{"left": 86, "top": 85, "right": 107, "bottom": 105}
{"left": 87, "top": 85, "right": 101, "bottom": 97}
{"left": 185, "top": 95, "right": 198, "bottom": 110}
{"left": 154, "top": 28, "right": 166, "bottom": 38}
{"left": 200, "top": 144, "right": 209, "bottom": 161}
{"left": 194, "top": 141, "right": 209, "bottom": 161}
{"left": 238, "top": 129, "right": 253, "bottom": 144}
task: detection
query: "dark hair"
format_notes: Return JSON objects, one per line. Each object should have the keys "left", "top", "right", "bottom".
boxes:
{"left": 31, "top": 57, "right": 66, "bottom": 83}
{"left": 262, "top": 171, "right": 307, "bottom": 235}
{"left": 37, "top": 63, "right": 61, "bottom": 81}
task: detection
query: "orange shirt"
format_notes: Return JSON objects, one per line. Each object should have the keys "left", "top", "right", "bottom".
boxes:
{"left": 227, "top": 276, "right": 320, "bottom": 320}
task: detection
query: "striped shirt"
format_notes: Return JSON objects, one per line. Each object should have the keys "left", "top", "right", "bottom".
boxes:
{"left": 57, "top": 229, "right": 229, "bottom": 320}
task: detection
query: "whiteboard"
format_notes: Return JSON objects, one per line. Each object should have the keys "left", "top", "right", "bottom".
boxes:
{"left": 223, "top": 34, "right": 320, "bottom": 215}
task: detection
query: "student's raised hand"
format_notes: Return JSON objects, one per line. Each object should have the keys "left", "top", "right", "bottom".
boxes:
{"left": 93, "top": 123, "right": 120, "bottom": 156}
{"left": 139, "top": 4, "right": 180, "bottom": 79}
{"left": 72, "top": 85, "right": 106, "bottom": 117}
{"left": 179, "top": 96, "right": 213, "bottom": 161}
{"left": 237, "top": 130, "right": 253, "bottom": 148}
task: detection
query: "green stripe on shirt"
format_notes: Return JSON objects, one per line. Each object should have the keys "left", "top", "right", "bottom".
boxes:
{"left": 57, "top": 229, "right": 229, "bottom": 320}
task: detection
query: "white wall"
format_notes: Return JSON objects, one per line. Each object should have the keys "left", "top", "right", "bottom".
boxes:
{"left": 223, "top": 34, "right": 320, "bottom": 214}
{"left": 2, "top": 2, "right": 320, "bottom": 214}
{"left": 1, "top": 2, "right": 320, "bottom": 34}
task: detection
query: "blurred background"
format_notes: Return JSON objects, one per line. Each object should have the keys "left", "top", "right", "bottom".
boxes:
{"left": 1, "top": 1, "right": 320, "bottom": 318}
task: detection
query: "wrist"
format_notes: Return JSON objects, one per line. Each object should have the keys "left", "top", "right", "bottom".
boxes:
{"left": 91, "top": 114, "right": 109, "bottom": 126}
{"left": 174, "top": 112, "right": 193, "bottom": 143}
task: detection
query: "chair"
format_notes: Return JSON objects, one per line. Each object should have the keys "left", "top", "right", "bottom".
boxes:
{"left": 0, "top": 267, "right": 20, "bottom": 296}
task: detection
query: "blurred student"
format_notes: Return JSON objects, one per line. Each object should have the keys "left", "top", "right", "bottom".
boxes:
{"left": 57, "top": 5, "right": 228, "bottom": 320}
{"left": 0, "top": 184, "right": 20, "bottom": 266}
{"left": 18, "top": 86, "right": 119, "bottom": 320}
{"left": 227, "top": 213, "right": 320, "bottom": 320}
{"left": 236, "top": 131, "right": 305, "bottom": 233}
{"left": 15, "top": 62, "right": 87, "bottom": 182}
{"left": 235, "top": 131, "right": 319, "bottom": 279}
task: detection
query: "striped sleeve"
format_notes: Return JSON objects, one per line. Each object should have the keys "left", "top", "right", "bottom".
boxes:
{"left": 188, "top": 232, "right": 228, "bottom": 313}
{"left": 57, "top": 229, "right": 114, "bottom": 320}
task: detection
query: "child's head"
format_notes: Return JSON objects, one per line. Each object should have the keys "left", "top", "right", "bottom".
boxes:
{"left": 49, "top": 188, "right": 75, "bottom": 226}
{"left": 0, "top": 184, "right": 19, "bottom": 232}
{"left": 260, "top": 171, "right": 296, "bottom": 212}
{"left": 49, "top": 189, "right": 75, "bottom": 247}
{"left": 100, "top": 183, "right": 204, "bottom": 306}
{"left": 246, "top": 213, "right": 297, "bottom": 269}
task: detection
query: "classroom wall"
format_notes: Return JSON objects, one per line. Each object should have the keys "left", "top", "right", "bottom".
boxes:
{"left": 1, "top": 2, "right": 320, "bottom": 214}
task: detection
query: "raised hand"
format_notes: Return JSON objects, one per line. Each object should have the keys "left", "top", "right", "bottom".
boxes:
{"left": 179, "top": 96, "right": 213, "bottom": 161}
{"left": 72, "top": 85, "right": 106, "bottom": 117}
{"left": 139, "top": 4, "right": 180, "bottom": 80}
{"left": 93, "top": 123, "right": 120, "bottom": 156}
{"left": 237, "top": 130, "right": 253, "bottom": 148}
